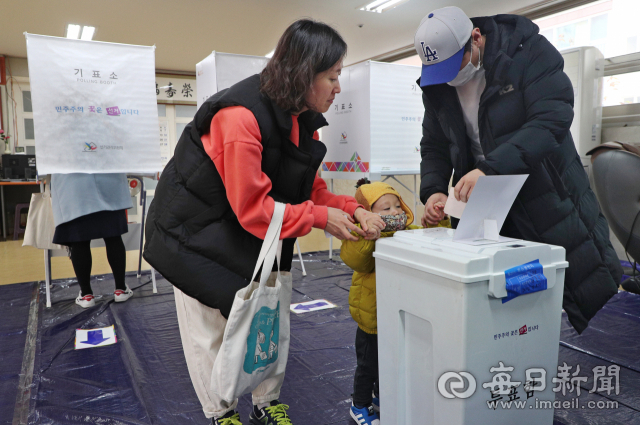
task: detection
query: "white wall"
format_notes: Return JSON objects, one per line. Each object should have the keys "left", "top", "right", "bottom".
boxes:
{"left": 602, "top": 125, "right": 640, "bottom": 145}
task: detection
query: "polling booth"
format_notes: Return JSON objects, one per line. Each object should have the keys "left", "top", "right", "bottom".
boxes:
{"left": 375, "top": 176, "right": 568, "bottom": 425}
{"left": 196, "top": 51, "right": 269, "bottom": 108}
{"left": 321, "top": 61, "right": 424, "bottom": 212}
{"left": 24, "top": 34, "right": 163, "bottom": 306}
{"left": 25, "top": 34, "right": 161, "bottom": 175}
{"left": 321, "top": 60, "right": 424, "bottom": 179}
{"left": 321, "top": 60, "right": 424, "bottom": 256}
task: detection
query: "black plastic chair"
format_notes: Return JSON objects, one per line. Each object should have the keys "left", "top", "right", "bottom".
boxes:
{"left": 592, "top": 149, "right": 640, "bottom": 289}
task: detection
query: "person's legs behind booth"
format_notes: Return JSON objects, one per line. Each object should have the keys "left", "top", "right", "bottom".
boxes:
{"left": 69, "top": 235, "right": 132, "bottom": 308}
{"left": 104, "top": 235, "right": 133, "bottom": 302}
{"left": 68, "top": 240, "right": 95, "bottom": 307}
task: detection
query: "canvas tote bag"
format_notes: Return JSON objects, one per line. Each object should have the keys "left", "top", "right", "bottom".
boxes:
{"left": 22, "top": 177, "right": 64, "bottom": 250}
{"left": 211, "top": 202, "right": 293, "bottom": 401}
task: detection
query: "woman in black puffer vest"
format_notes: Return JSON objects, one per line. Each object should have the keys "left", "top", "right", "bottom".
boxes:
{"left": 144, "top": 20, "right": 384, "bottom": 425}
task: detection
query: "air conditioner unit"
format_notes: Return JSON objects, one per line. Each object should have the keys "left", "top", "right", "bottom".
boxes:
{"left": 561, "top": 46, "right": 604, "bottom": 175}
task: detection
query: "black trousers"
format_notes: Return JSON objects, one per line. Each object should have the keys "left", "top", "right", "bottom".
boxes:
{"left": 353, "top": 327, "right": 379, "bottom": 408}
{"left": 69, "top": 236, "right": 127, "bottom": 296}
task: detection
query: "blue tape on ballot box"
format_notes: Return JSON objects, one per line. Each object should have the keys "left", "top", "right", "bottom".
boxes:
{"left": 503, "top": 259, "right": 548, "bottom": 303}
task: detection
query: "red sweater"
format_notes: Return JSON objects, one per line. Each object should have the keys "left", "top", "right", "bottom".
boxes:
{"left": 201, "top": 106, "right": 361, "bottom": 240}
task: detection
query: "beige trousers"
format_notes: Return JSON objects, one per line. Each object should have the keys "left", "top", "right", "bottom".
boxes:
{"left": 173, "top": 287, "right": 285, "bottom": 419}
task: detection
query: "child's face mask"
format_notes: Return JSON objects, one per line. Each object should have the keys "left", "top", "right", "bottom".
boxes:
{"left": 378, "top": 211, "right": 407, "bottom": 232}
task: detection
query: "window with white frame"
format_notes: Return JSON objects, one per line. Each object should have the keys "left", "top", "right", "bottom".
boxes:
{"left": 603, "top": 71, "right": 640, "bottom": 106}
{"left": 2, "top": 77, "right": 34, "bottom": 152}
{"left": 534, "top": 0, "right": 640, "bottom": 58}
{"left": 534, "top": 0, "right": 640, "bottom": 106}
{"left": 21, "top": 89, "right": 34, "bottom": 142}
{"left": 157, "top": 103, "right": 197, "bottom": 168}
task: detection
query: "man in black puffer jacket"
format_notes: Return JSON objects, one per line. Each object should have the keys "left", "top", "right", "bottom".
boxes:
{"left": 415, "top": 7, "right": 621, "bottom": 334}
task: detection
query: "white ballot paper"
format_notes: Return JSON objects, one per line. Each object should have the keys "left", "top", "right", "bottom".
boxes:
{"left": 444, "top": 190, "right": 467, "bottom": 219}
{"left": 452, "top": 175, "right": 529, "bottom": 245}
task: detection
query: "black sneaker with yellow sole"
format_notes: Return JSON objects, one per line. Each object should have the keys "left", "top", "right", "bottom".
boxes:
{"left": 249, "top": 400, "right": 292, "bottom": 425}
{"left": 212, "top": 410, "right": 242, "bottom": 425}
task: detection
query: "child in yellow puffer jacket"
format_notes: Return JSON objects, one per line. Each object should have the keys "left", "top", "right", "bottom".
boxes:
{"left": 341, "top": 179, "right": 450, "bottom": 424}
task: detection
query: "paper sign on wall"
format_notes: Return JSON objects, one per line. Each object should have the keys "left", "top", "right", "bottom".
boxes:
{"left": 25, "top": 33, "right": 162, "bottom": 174}
{"left": 155, "top": 76, "right": 196, "bottom": 103}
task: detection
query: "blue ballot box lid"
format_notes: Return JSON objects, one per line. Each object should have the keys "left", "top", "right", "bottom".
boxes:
{"left": 374, "top": 228, "right": 568, "bottom": 299}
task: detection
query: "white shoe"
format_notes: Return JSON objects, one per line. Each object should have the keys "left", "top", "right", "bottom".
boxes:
{"left": 114, "top": 285, "right": 133, "bottom": 302}
{"left": 75, "top": 291, "right": 95, "bottom": 308}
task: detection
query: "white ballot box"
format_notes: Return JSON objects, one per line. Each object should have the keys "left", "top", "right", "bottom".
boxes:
{"left": 374, "top": 228, "right": 568, "bottom": 425}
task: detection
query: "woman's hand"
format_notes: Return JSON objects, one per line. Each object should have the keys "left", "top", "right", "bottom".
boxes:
{"left": 325, "top": 207, "right": 367, "bottom": 241}
{"left": 354, "top": 207, "right": 386, "bottom": 240}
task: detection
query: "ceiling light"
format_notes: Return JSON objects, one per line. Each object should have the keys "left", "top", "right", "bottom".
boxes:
{"left": 359, "top": 0, "right": 409, "bottom": 13}
{"left": 80, "top": 26, "right": 95, "bottom": 41}
{"left": 265, "top": 49, "right": 275, "bottom": 58}
{"left": 66, "top": 24, "right": 81, "bottom": 39}
{"left": 66, "top": 24, "right": 96, "bottom": 40}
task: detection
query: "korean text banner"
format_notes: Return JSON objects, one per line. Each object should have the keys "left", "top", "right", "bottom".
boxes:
{"left": 25, "top": 34, "right": 161, "bottom": 174}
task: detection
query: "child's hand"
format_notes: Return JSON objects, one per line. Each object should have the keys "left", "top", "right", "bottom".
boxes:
{"left": 432, "top": 201, "right": 446, "bottom": 222}
{"left": 354, "top": 208, "right": 385, "bottom": 237}
{"left": 362, "top": 223, "right": 382, "bottom": 241}
{"left": 363, "top": 229, "right": 381, "bottom": 241}
{"left": 423, "top": 193, "right": 447, "bottom": 226}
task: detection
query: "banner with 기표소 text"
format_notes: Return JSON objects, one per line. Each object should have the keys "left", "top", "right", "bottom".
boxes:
{"left": 25, "top": 33, "right": 162, "bottom": 174}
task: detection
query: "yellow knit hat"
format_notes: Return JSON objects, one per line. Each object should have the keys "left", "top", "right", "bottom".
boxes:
{"left": 354, "top": 179, "right": 414, "bottom": 226}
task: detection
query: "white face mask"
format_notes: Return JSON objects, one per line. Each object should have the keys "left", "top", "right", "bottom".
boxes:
{"left": 447, "top": 44, "right": 482, "bottom": 87}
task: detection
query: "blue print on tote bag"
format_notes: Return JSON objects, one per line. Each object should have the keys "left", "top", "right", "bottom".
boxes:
{"left": 243, "top": 302, "right": 280, "bottom": 374}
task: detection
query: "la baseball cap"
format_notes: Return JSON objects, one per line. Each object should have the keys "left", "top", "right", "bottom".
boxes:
{"left": 414, "top": 6, "right": 473, "bottom": 86}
